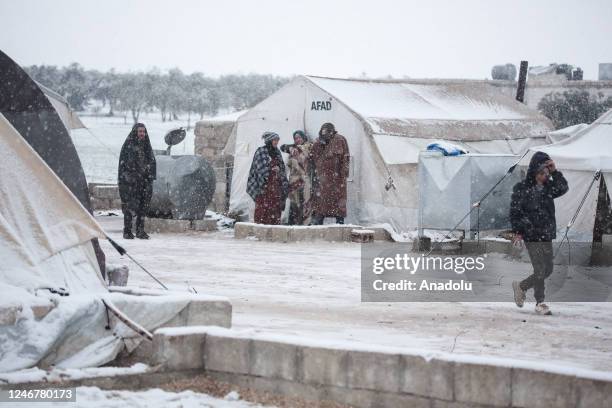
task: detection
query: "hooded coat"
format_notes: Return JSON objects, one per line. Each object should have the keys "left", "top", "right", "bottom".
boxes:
{"left": 118, "top": 123, "right": 157, "bottom": 213}
{"left": 310, "top": 131, "right": 350, "bottom": 217}
{"left": 510, "top": 151, "right": 569, "bottom": 242}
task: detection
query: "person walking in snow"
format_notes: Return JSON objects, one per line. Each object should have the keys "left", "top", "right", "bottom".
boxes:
{"left": 118, "top": 123, "right": 156, "bottom": 240}
{"left": 247, "top": 131, "right": 289, "bottom": 225}
{"left": 510, "top": 151, "right": 569, "bottom": 315}
{"left": 310, "top": 123, "right": 350, "bottom": 225}
{"left": 280, "top": 130, "right": 313, "bottom": 225}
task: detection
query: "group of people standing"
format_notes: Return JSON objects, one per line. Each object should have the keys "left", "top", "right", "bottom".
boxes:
{"left": 247, "top": 122, "right": 350, "bottom": 226}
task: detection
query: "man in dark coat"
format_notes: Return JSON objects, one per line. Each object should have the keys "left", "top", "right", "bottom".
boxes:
{"left": 118, "top": 123, "right": 156, "bottom": 239}
{"left": 247, "top": 131, "right": 289, "bottom": 225}
{"left": 510, "top": 151, "right": 569, "bottom": 315}
{"left": 310, "top": 123, "right": 350, "bottom": 225}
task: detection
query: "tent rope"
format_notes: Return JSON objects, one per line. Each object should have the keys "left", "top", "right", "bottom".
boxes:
{"left": 422, "top": 150, "right": 529, "bottom": 257}
{"left": 106, "top": 236, "right": 169, "bottom": 290}
{"left": 553, "top": 170, "right": 601, "bottom": 261}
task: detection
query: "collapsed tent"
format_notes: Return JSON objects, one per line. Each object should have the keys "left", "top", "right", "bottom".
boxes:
{"left": 229, "top": 76, "right": 553, "bottom": 231}
{"left": 0, "top": 51, "right": 222, "bottom": 372}
{"left": 520, "top": 109, "right": 612, "bottom": 248}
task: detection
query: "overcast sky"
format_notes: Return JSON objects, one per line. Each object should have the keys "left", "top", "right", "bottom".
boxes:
{"left": 1, "top": 0, "right": 610, "bottom": 79}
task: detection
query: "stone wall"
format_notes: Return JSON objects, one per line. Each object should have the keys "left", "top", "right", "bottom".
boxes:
{"left": 194, "top": 120, "right": 235, "bottom": 213}
{"left": 88, "top": 183, "right": 121, "bottom": 210}
{"left": 149, "top": 327, "right": 612, "bottom": 408}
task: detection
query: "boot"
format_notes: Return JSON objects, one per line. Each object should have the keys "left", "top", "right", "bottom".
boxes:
{"left": 512, "top": 281, "right": 526, "bottom": 308}
{"left": 123, "top": 230, "right": 134, "bottom": 239}
{"left": 535, "top": 303, "right": 552, "bottom": 315}
{"left": 135, "top": 216, "right": 149, "bottom": 240}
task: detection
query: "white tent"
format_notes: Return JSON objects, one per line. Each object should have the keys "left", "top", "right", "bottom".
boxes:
{"left": 0, "top": 113, "right": 105, "bottom": 293}
{"left": 520, "top": 109, "right": 612, "bottom": 244}
{"left": 229, "top": 76, "right": 553, "bottom": 231}
{"left": 37, "top": 82, "right": 86, "bottom": 130}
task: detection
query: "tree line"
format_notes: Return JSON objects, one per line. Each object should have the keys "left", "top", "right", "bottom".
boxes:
{"left": 26, "top": 63, "right": 291, "bottom": 124}
{"left": 538, "top": 90, "right": 612, "bottom": 129}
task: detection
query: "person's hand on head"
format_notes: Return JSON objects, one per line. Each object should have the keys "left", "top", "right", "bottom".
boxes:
{"left": 545, "top": 159, "right": 556, "bottom": 173}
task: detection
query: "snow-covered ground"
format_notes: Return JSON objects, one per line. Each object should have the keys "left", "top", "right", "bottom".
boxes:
{"left": 97, "top": 215, "right": 612, "bottom": 375}
{"left": 0, "top": 386, "right": 269, "bottom": 408}
{"left": 72, "top": 113, "right": 198, "bottom": 184}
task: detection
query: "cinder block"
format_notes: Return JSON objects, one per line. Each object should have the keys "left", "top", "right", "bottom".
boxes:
{"left": 110, "top": 199, "right": 123, "bottom": 209}
{"left": 574, "top": 378, "right": 612, "bottom": 408}
{"left": 346, "top": 350, "right": 401, "bottom": 392}
{"left": 371, "top": 227, "right": 393, "bottom": 242}
{"left": 301, "top": 346, "right": 348, "bottom": 388}
{"left": 192, "top": 219, "right": 217, "bottom": 232}
{"left": 454, "top": 362, "right": 511, "bottom": 407}
{"left": 145, "top": 218, "right": 191, "bottom": 233}
{"left": 234, "top": 223, "right": 255, "bottom": 239}
{"left": 401, "top": 356, "right": 454, "bottom": 400}
{"left": 376, "top": 392, "right": 432, "bottom": 408}
{"left": 325, "top": 226, "right": 345, "bottom": 242}
{"left": 484, "top": 240, "right": 512, "bottom": 255}
{"left": 270, "top": 227, "right": 290, "bottom": 243}
{"left": 325, "top": 386, "right": 378, "bottom": 408}
{"left": 93, "top": 185, "right": 119, "bottom": 200}
{"left": 151, "top": 330, "right": 206, "bottom": 370}
{"left": 253, "top": 224, "right": 272, "bottom": 241}
{"left": 250, "top": 340, "right": 298, "bottom": 380}
{"left": 163, "top": 299, "right": 232, "bottom": 328}
{"left": 203, "top": 335, "right": 250, "bottom": 374}
{"left": 512, "top": 368, "right": 576, "bottom": 408}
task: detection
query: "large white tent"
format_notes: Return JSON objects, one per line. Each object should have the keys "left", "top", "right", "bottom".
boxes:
{"left": 37, "top": 82, "right": 86, "bottom": 130}
{"left": 229, "top": 76, "right": 553, "bottom": 231}
{"left": 520, "top": 109, "right": 612, "bottom": 244}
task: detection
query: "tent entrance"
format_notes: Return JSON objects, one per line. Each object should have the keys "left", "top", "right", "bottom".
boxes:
{"left": 592, "top": 176, "right": 612, "bottom": 265}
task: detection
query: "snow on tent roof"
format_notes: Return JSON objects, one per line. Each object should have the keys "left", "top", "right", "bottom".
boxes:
{"left": 530, "top": 109, "right": 612, "bottom": 172}
{"left": 199, "top": 109, "right": 248, "bottom": 124}
{"left": 306, "top": 76, "right": 551, "bottom": 141}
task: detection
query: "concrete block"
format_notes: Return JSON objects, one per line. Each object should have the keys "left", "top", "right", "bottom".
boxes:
{"left": 192, "top": 218, "right": 217, "bottom": 232}
{"left": 346, "top": 350, "right": 401, "bottom": 392}
{"left": 401, "top": 356, "right": 454, "bottom": 400}
{"left": 0, "top": 306, "right": 20, "bottom": 325}
{"left": 453, "top": 362, "right": 511, "bottom": 407}
{"left": 376, "top": 392, "right": 432, "bottom": 408}
{"left": 150, "top": 330, "right": 206, "bottom": 371}
{"left": 252, "top": 224, "right": 272, "bottom": 241}
{"left": 93, "top": 185, "right": 119, "bottom": 200}
{"left": 301, "top": 346, "right": 348, "bottom": 388}
{"left": 163, "top": 299, "right": 232, "bottom": 328}
{"left": 325, "top": 386, "right": 378, "bottom": 408}
{"left": 574, "top": 378, "right": 612, "bottom": 408}
{"left": 325, "top": 226, "right": 346, "bottom": 242}
{"left": 250, "top": 340, "right": 298, "bottom": 381}
{"left": 234, "top": 222, "right": 255, "bottom": 239}
{"left": 203, "top": 335, "right": 250, "bottom": 374}
{"left": 484, "top": 240, "right": 512, "bottom": 255}
{"left": 270, "top": 226, "right": 290, "bottom": 243}
{"left": 145, "top": 218, "right": 191, "bottom": 234}
{"left": 371, "top": 227, "right": 393, "bottom": 242}
{"left": 91, "top": 196, "right": 110, "bottom": 210}
{"left": 110, "top": 199, "right": 123, "bottom": 209}
{"left": 512, "top": 368, "right": 576, "bottom": 408}
{"left": 289, "top": 227, "right": 310, "bottom": 241}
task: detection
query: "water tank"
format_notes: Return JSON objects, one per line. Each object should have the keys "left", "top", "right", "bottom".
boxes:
{"left": 149, "top": 155, "right": 216, "bottom": 220}
{"left": 491, "top": 64, "right": 517, "bottom": 81}
{"left": 599, "top": 63, "right": 612, "bottom": 80}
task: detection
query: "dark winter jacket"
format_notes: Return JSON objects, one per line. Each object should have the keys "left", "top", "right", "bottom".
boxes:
{"left": 247, "top": 144, "right": 289, "bottom": 201}
{"left": 510, "top": 151, "right": 569, "bottom": 242}
{"left": 118, "top": 123, "right": 156, "bottom": 210}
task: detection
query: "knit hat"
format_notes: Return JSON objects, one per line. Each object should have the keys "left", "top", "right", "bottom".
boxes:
{"left": 293, "top": 130, "right": 307, "bottom": 141}
{"left": 262, "top": 131, "right": 280, "bottom": 143}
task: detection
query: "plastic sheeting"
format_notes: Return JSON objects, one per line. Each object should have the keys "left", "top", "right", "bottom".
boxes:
{"left": 0, "top": 292, "right": 192, "bottom": 372}
{"left": 418, "top": 152, "right": 521, "bottom": 233}
{"left": 0, "top": 114, "right": 106, "bottom": 293}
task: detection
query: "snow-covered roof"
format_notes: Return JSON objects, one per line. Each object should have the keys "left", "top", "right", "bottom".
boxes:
{"left": 531, "top": 109, "right": 612, "bottom": 172}
{"left": 306, "top": 76, "right": 552, "bottom": 141}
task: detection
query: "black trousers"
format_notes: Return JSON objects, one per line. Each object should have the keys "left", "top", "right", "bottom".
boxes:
{"left": 520, "top": 241, "right": 554, "bottom": 303}
{"left": 311, "top": 215, "right": 344, "bottom": 225}
{"left": 122, "top": 183, "right": 152, "bottom": 234}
